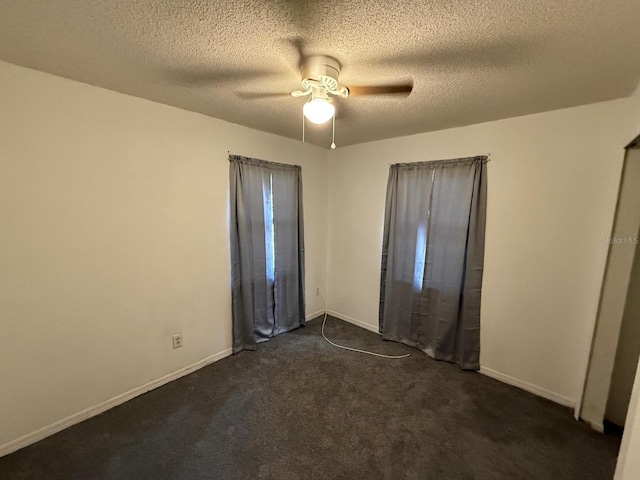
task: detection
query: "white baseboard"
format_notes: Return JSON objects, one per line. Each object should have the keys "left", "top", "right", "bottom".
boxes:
{"left": 327, "top": 310, "right": 576, "bottom": 410}
{"left": 2, "top": 314, "right": 322, "bottom": 457}
{"left": 327, "top": 310, "right": 380, "bottom": 334}
{"left": 1, "top": 312, "right": 579, "bottom": 457}
{"left": 0, "top": 347, "right": 233, "bottom": 458}
{"left": 480, "top": 366, "right": 576, "bottom": 408}
{"left": 305, "top": 309, "right": 326, "bottom": 322}
{"left": 583, "top": 419, "right": 605, "bottom": 433}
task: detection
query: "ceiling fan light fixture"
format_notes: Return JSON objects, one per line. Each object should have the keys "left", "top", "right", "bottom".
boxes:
{"left": 303, "top": 97, "right": 335, "bottom": 124}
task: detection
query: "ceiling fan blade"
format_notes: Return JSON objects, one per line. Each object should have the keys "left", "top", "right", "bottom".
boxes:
{"left": 335, "top": 102, "right": 351, "bottom": 120}
{"left": 235, "top": 91, "right": 291, "bottom": 100}
{"left": 288, "top": 36, "right": 307, "bottom": 69}
{"left": 347, "top": 82, "right": 413, "bottom": 97}
{"left": 277, "top": 0, "right": 315, "bottom": 35}
{"left": 166, "top": 68, "right": 281, "bottom": 86}
{"left": 370, "top": 38, "right": 530, "bottom": 71}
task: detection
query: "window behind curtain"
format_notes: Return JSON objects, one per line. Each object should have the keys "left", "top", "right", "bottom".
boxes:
{"left": 229, "top": 155, "right": 305, "bottom": 354}
{"left": 379, "top": 157, "right": 487, "bottom": 370}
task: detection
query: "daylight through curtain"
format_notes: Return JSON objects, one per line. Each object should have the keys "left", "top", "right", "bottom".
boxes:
{"left": 379, "top": 156, "right": 487, "bottom": 370}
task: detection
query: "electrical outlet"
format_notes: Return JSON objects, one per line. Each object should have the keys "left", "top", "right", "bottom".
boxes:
{"left": 172, "top": 333, "right": 183, "bottom": 349}
{"left": 316, "top": 287, "right": 320, "bottom": 296}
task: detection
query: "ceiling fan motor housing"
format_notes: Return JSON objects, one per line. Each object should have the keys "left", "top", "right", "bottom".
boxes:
{"left": 301, "top": 55, "right": 341, "bottom": 93}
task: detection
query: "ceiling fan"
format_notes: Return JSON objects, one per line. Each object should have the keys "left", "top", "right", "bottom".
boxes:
{"left": 171, "top": 33, "right": 526, "bottom": 148}
{"left": 288, "top": 54, "right": 413, "bottom": 125}
{"left": 235, "top": 43, "right": 413, "bottom": 148}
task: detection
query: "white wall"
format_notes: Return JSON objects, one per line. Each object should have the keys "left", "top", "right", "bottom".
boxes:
{"left": 581, "top": 83, "right": 640, "bottom": 431}
{"left": 616, "top": 363, "right": 640, "bottom": 480}
{"left": 614, "top": 85, "right": 640, "bottom": 479}
{"left": 583, "top": 147, "right": 640, "bottom": 428}
{"left": 0, "top": 60, "right": 328, "bottom": 453}
{"left": 606, "top": 207, "right": 640, "bottom": 426}
{"left": 326, "top": 97, "right": 640, "bottom": 407}
{"left": 3, "top": 52, "right": 640, "bottom": 468}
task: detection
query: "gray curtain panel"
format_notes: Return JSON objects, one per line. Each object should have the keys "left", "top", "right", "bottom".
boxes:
{"left": 229, "top": 155, "right": 305, "bottom": 353}
{"left": 379, "top": 156, "right": 487, "bottom": 370}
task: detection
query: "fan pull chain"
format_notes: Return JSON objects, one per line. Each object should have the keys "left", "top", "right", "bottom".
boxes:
{"left": 302, "top": 110, "right": 305, "bottom": 143}
{"left": 330, "top": 115, "right": 336, "bottom": 149}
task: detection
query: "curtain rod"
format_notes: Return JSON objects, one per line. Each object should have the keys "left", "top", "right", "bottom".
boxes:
{"left": 227, "top": 152, "right": 301, "bottom": 170}
{"left": 388, "top": 154, "right": 491, "bottom": 168}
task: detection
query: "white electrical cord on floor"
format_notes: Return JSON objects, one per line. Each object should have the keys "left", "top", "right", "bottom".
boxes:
{"left": 318, "top": 292, "right": 410, "bottom": 359}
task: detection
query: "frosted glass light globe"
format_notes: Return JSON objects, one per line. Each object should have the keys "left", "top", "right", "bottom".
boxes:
{"left": 303, "top": 98, "right": 335, "bottom": 124}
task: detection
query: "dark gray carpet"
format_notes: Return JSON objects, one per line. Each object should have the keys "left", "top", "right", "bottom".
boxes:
{"left": 0, "top": 316, "right": 620, "bottom": 480}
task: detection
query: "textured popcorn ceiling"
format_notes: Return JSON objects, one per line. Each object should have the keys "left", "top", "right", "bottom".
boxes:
{"left": 0, "top": 1, "right": 639, "bottom": 148}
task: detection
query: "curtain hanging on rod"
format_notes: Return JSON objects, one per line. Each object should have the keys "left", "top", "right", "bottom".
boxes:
{"left": 379, "top": 156, "right": 488, "bottom": 370}
{"left": 229, "top": 154, "right": 306, "bottom": 353}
